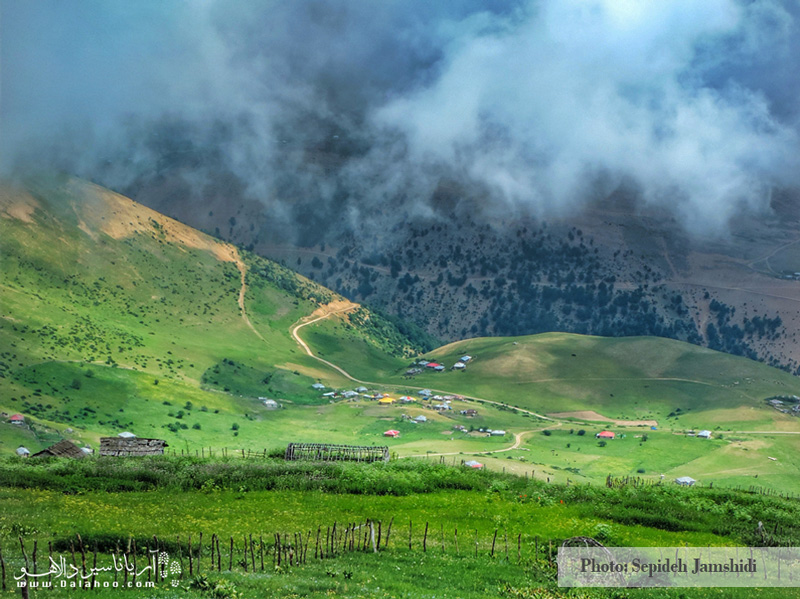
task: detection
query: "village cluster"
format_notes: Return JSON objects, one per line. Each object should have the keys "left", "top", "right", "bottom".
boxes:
{"left": 404, "top": 355, "right": 472, "bottom": 376}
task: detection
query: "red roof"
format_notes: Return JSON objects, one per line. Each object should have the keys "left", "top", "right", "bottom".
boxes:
{"left": 426, "top": 363, "right": 441, "bottom": 368}
{"left": 384, "top": 430, "right": 400, "bottom": 437}
{"left": 597, "top": 431, "right": 615, "bottom": 438}
{"left": 9, "top": 414, "right": 24, "bottom": 421}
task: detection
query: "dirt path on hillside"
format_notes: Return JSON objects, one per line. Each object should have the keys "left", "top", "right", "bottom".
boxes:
{"left": 404, "top": 426, "right": 560, "bottom": 459}
{"left": 228, "top": 247, "right": 265, "bottom": 341}
{"left": 547, "top": 410, "right": 658, "bottom": 427}
{"left": 290, "top": 301, "right": 363, "bottom": 381}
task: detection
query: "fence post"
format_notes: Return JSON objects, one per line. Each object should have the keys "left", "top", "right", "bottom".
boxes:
{"left": 454, "top": 526, "right": 459, "bottom": 555}
{"left": 491, "top": 529, "right": 498, "bottom": 558}
{"left": 385, "top": 517, "right": 393, "bottom": 549}
{"left": 423, "top": 522, "right": 428, "bottom": 553}
{"left": 229, "top": 537, "right": 233, "bottom": 571}
{"left": 0, "top": 539, "right": 6, "bottom": 591}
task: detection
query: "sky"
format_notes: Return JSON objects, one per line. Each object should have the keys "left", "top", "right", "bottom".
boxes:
{"left": 1, "top": 0, "right": 799, "bottom": 235}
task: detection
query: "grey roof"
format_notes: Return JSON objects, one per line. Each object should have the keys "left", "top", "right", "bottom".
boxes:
{"left": 16, "top": 447, "right": 30, "bottom": 456}
{"left": 31, "top": 440, "right": 86, "bottom": 459}
{"left": 117, "top": 431, "right": 137, "bottom": 438}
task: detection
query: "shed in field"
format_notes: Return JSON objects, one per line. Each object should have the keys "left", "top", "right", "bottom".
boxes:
{"left": 674, "top": 476, "right": 697, "bottom": 486}
{"left": 596, "top": 431, "right": 615, "bottom": 439}
{"left": 31, "top": 440, "right": 86, "bottom": 459}
{"left": 100, "top": 437, "right": 167, "bottom": 457}
{"left": 16, "top": 447, "right": 30, "bottom": 457}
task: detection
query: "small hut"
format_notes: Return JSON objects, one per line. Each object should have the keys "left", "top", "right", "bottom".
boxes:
{"left": 100, "top": 437, "right": 167, "bottom": 457}
{"left": 16, "top": 447, "right": 30, "bottom": 458}
{"left": 31, "top": 440, "right": 85, "bottom": 459}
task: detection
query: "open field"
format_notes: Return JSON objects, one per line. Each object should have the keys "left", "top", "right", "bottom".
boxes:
{"left": 2, "top": 457, "right": 800, "bottom": 598}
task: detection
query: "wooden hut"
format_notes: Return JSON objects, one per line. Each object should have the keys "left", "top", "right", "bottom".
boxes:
{"left": 99, "top": 437, "right": 167, "bottom": 457}
{"left": 285, "top": 442, "right": 389, "bottom": 463}
{"left": 31, "top": 440, "right": 85, "bottom": 459}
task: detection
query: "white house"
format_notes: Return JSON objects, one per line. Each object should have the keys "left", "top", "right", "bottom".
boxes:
{"left": 697, "top": 430, "right": 712, "bottom": 439}
{"left": 414, "top": 415, "right": 428, "bottom": 423}
{"left": 460, "top": 356, "right": 472, "bottom": 362}
{"left": 312, "top": 383, "right": 326, "bottom": 390}
{"left": 118, "top": 432, "right": 136, "bottom": 439}
{"left": 262, "top": 399, "right": 279, "bottom": 409}
{"left": 16, "top": 447, "right": 30, "bottom": 457}
{"left": 675, "top": 476, "right": 696, "bottom": 486}
{"left": 490, "top": 430, "right": 506, "bottom": 436}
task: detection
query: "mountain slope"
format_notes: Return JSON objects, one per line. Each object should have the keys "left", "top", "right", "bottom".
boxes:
{"left": 0, "top": 174, "right": 426, "bottom": 454}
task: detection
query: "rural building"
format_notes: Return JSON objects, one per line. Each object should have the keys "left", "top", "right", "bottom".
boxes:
{"left": 312, "top": 383, "right": 326, "bottom": 390}
{"left": 356, "top": 386, "right": 368, "bottom": 393}
{"left": 460, "top": 356, "right": 472, "bottom": 362}
{"left": 81, "top": 446, "right": 93, "bottom": 454}
{"left": 16, "top": 447, "right": 30, "bottom": 457}
{"left": 596, "top": 431, "right": 615, "bottom": 439}
{"left": 342, "top": 390, "right": 359, "bottom": 399}
{"left": 384, "top": 430, "right": 400, "bottom": 438}
{"left": 262, "top": 399, "right": 279, "bottom": 409}
{"left": 434, "top": 365, "right": 445, "bottom": 371}
{"left": 399, "top": 396, "right": 415, "bottom": 403}
{"left": 674, "top": 476, "right": 697, "bottom": 486}
{"left": 453, "top": 425, "right": 467, "bottom": 432}
{"left": 9, "top": 414, "right": 24, "bottom": 425}
{"left": 461, "top": 409, "right": 478, "bottom": 417}
{"left": 419, "top": 389, "right": 432, "bottom": 397}
{"left": 464, "top": 460, "right": 483, "bottom": 469}
{"left": 697, "top": 430, "right": 712, "bottom": 438}
{"left": 100, "top": 437, "right": 167, "bottom": 457}
{"left": 31, "top": 440, "right": 86, "bottom": 459}
{"left": 426, "top": 362, "right": 441, "bottom": 369}
{"left": 453, "top": 362, "right": 466, "bottom": 370}
{"left": 378, "top": 397, "right": 395, "bottom": 405}
{"left": 490, "top": 429, "right": 506, "bottom": 436}
{"left": 418, "top": 360, "right": 430, "bottom": 366}
{"left": 285, "top": 442, "right": 389, "bottom": 462}
{"left": 414, "top": 415, "right": 428, "bottom": 423}
{"left": 117, "top": 431, "right": 136, "bottom": 439}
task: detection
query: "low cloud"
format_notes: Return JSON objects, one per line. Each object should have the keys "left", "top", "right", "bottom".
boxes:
{"left": 1, "top": 0, "right": 798, "bottom": 237}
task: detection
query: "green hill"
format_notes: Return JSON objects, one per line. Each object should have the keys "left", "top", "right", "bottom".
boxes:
{"left": 0, "top": 174, "right": 427, "bottom": 455}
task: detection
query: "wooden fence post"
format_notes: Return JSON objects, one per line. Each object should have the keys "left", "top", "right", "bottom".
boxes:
{"left": 409, "top": 520, "right": 412, "bottom": 550}
{"left": 384, "top": 517, "right": 393, "bottom": 549}
{"left": 491, "top": 529, "right": 498, "bottom": 558}
{"left": 229, "top": 537, "right": 233, "bottom": 571}
{"left": 454, "top": 526, "right": 459, "bottom": 556}
{"left": 423, "top": 522, "right": 428, "bottom": 553}
{"left": 474, "top": 530, "right": 478, "bottom": 558}
{"left": 0, "top": 539, "right": 6, "bottom": 592}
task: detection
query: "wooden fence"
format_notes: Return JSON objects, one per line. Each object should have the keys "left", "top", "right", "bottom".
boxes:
{"left": 0, "top": 521, "right": 564, "bottom": 591}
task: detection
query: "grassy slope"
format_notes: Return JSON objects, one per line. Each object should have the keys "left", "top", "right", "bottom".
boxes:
{"left": 296, "top": 321, "right": 800, "bottom": 492}
{"left": 0, "top": 175, "right": 413, "bottom": 453}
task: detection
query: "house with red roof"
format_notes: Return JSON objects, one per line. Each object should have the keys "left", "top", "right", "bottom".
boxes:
{"left": 9, "top": 414, "right": 25, "bottom": 425}
{"left": 383, "top": 430, "right": 400, "bottom": 438}
{"left": 596, "top": 431, "right": 615, "bottom": 439}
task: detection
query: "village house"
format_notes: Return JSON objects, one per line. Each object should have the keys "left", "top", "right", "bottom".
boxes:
{"left": 460, "top": 356, "right": 472, "bottom": 363}
{"left": 117, "top": 431, "right": 136, "bottom": 439}
{"left": 452, "top": 362, "right": 466, "bottom": 370}
{"left": 378, "top": 397, "right": 396, "bottom": 405}
{"left": 311, "top": 383, "right": 326, "bottom": 391}
{"left": 262, "top": 398, "right": 279, "bottom": 409}
{"left": 356, "top": 386, "right": 368, "bottom": 393}
{"left": 16, "top": 447, "right": 30, "bottom": 458}
{"left": 464, "top": 460, "right": 483, "bottom": 469}
{"left": 31, "top": 439, "right": 85, "bottom": 459}
{"left": 341, "top": 390, "right": 359, "bottom": 399}
{"left": 419, "top": 389, "right": 432, "bottom": 397}
{"left": 9, "top": 414, "right": 24, "bottom": 425}
{"left": 697, "top": 430, "right": 712, "bottom": 439}
{"left": 383, "top": 430, "right": 400, "bottom": 438}
{"left": 596, "top": 431, "right": 615, "bottom": 439}
{"left": 490, "top": 429, "right": 506, "bottom": 436}
{"left": 460, "top": 409, "right": 478, "bottom": 417}
{"left": 413, "top": 415, "right": 427, "bottom": 423}
{"left": 675, "top": 476, "right": 696, "bottom": 486}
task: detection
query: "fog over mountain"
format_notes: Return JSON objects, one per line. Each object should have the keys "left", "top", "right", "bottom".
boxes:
{"left": 2, "top": 0, "right": 800, "bottom": 240}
